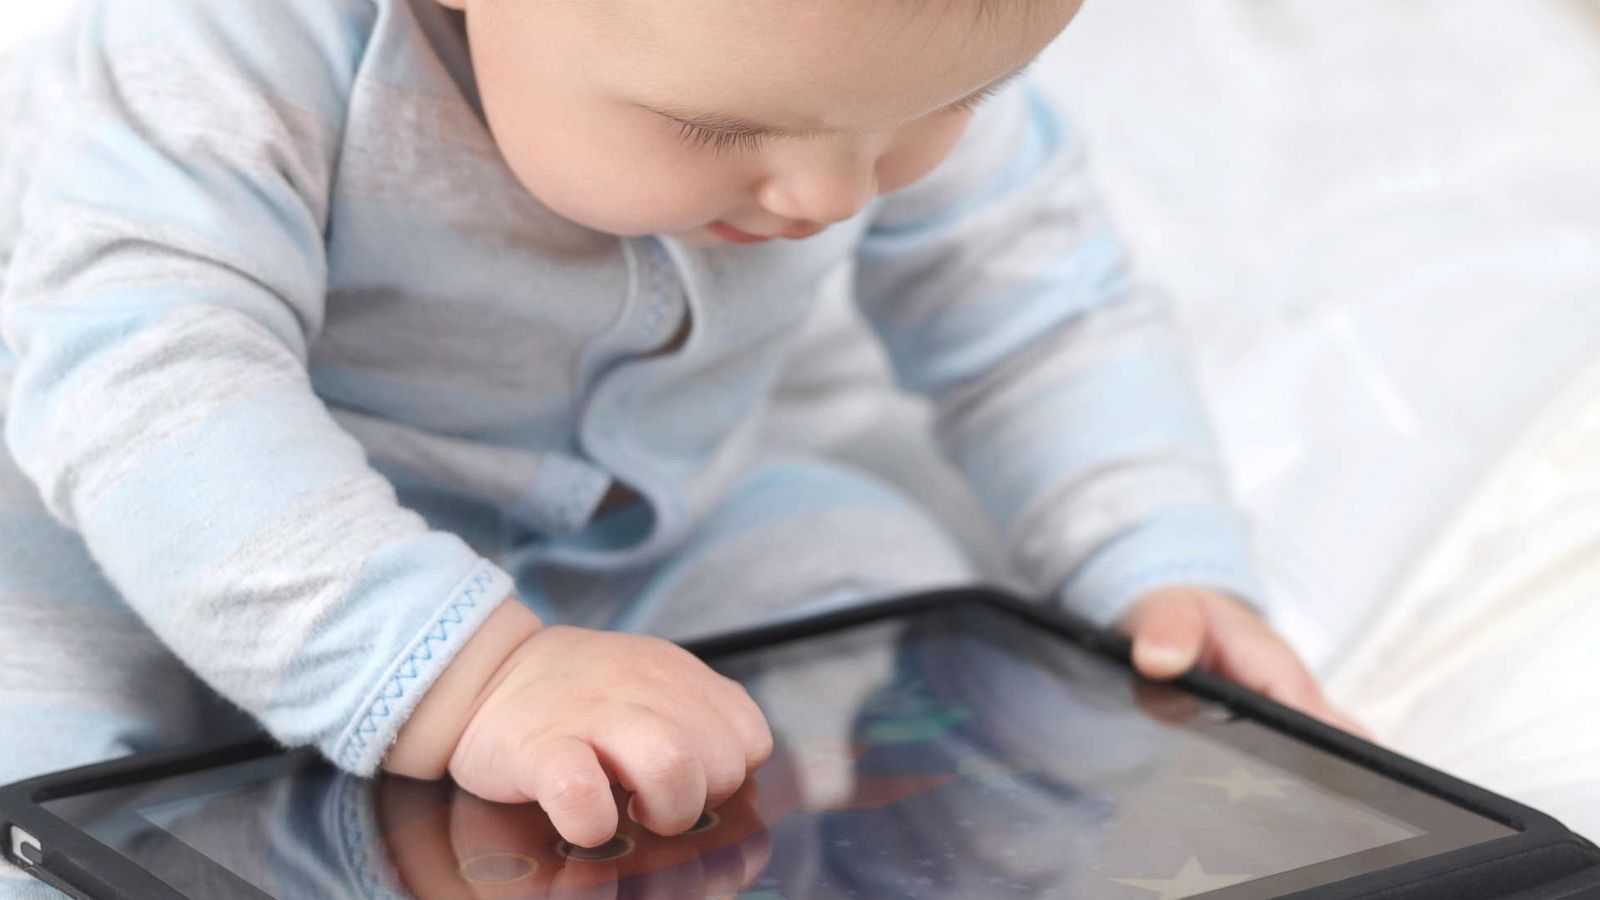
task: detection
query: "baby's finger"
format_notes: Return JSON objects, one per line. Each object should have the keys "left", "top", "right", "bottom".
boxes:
{"left": 1277, "top": 687, "right": 1375, "bottom": 742}
{"left": 1213, "top": 626, "right": 1322, "bottom": 708}
{"left": 521, "top": 735, "right": 617, "bottom": 849}
{"left": 1193, "top": 596, "right": 1377, "bottom": 741}
{"left": 678, "top": 701, "right": 750, "bottom": 809}
{"left": 1265, "top": 676, "right": 1375, "bottom": 740}
{"left": 1265, "top": 680, "right": 1345, "bottom": 727}
{"left": 591, "top": 707, "right": 708, "bottom": 836}
{"left": 1212, "top": 627, "right": 1360, "bottom": 735}
{"left": 1124, "top": 591, "right": 1207, "bottom": 680}
{"left": 717, "top": 676, "right": 774, "bottom": 771}
{"left": 1329, "top": 709, "right": 1377, "bottom": 741}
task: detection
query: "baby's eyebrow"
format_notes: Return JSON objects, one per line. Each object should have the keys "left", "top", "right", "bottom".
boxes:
{"left": 637, "top": 63, "right": 1030, "bottom": 137}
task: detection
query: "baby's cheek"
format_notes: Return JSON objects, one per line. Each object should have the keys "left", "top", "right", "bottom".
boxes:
{"left": 503, "top": 131, "right": 741, "bottom": 236}
{"left": 878, "top": 115, "right": 973, "bottom": 193}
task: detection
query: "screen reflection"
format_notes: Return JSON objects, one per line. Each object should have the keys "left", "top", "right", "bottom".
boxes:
{"left": 119, "top": 606, "right": 1438, "bottom": 899}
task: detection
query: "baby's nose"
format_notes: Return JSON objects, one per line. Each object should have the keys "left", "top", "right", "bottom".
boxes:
{"left": 758, "top": 162, "right": 880, "bottom": 226}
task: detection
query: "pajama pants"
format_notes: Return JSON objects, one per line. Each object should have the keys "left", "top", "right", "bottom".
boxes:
{"left": 0, "top": 440, "right": 975, "bottom": 899}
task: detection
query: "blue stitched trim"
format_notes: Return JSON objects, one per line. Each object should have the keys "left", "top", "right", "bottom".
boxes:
{"left": 337, "top": 564, "right": 499, "bottom": 772}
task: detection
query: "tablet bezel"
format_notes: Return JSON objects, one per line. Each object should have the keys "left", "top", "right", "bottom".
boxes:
{"left": 4, "top": 585, "right": 1598, "bottom": 900}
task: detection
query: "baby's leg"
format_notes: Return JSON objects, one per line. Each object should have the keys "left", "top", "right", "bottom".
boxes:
{"left": 523, "top": 457, "right": 980, "bottom": 643}
{"left": 0, "top": 442, "right": 238, "bottom": 898}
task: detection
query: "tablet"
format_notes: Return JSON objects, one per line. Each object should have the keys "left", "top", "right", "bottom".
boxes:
{"left": 5, "top": 588, "right": 1599, "bottom": 899}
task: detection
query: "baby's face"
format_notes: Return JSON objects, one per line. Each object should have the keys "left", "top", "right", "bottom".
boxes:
{"left": 437, "top": 0, "right": 1083, "bottom": 245}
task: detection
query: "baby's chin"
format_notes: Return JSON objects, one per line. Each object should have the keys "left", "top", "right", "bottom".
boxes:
{"left": 546, "top": 213, "right": 813, "bottom": 248}
{"left": 549, "top": 217, "right": 729, "bottom": 249}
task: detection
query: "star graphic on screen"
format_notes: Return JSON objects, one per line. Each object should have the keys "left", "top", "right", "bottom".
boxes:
{"left": 1110, "top": 857, "right": 1253, "bottom": 899}
{"left": 1185, "top": 767, "right": 1294, "bottom": 803}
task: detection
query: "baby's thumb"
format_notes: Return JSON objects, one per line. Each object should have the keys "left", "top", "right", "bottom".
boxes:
{"left": 1122, "top": 590, "right": 1207, "bottom": 680}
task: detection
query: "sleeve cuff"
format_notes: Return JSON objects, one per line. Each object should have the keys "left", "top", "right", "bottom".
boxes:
{"left": 1055, "top": 505, "right": 1267, "bottom": 629}
{"left": 331, "top": 558, "right": 515, "bottom": 775}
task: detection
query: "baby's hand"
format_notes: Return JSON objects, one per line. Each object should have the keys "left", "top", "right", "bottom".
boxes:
{"left": 444, "top": 625, "right": 774, "bottom": 849}
{"left": 1118, "top": 587, "right": 1373, "bottom": 739}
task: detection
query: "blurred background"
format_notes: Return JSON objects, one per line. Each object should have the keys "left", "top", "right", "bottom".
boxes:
{"left": 0, "top": 3, "right": 65, "bottom": 53}
{"left": 4, "top": 0, "right": 1599, "bottom": 835}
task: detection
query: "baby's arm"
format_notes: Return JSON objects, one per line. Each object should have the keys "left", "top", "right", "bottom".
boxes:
{"left": 855, "top": 79, "right": 1361, "bottom": 732}
{"left": 2, "top": 0, "right": 519, "bottom": 775}
{"left": 856, "top": 80, "right": 1249, "bottom": 626}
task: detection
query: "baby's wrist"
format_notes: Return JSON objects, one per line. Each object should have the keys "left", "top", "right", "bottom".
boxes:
{"left": 381, "top": 593, "right": 543, "bottom": 781}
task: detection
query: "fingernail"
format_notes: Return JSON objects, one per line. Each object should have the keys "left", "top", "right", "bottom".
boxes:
{"left": 1136, "top": 642, "right": 1195, "bottom": 674}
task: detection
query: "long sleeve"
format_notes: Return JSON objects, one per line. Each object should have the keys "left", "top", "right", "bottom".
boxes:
{"left": 855, "top": 78, "right": 1264, "bottom": 629}
{"left": 0, "top": 0, "right": 512, "bottom": 775}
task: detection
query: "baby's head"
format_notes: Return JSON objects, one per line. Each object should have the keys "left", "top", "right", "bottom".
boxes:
{"left": 435, "top": 0, "right": 1084, "bottom": 245}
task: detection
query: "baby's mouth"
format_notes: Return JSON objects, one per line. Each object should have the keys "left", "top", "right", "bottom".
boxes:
{"left": 707, "top": 221, "right": 826, "bottom": 244}
{"left": 707, "top": 221, "right": 773, "bottom": 244}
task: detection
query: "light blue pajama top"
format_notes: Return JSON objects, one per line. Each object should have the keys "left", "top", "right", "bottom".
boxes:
{"left": 0, "top": 0, "right": 1263, "bottom": 778}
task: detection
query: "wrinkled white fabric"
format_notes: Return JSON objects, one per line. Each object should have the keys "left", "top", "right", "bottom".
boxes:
{"left": 1324, "top": 353, "right": 1600, "bottom": 840}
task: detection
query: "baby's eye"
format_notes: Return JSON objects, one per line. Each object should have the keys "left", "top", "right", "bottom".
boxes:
{"left": 944, "top": 82, "right": 1007, "bottom": 116}
{"left": 675, "top": 122, "right": 768, "bottom": 156}
{"left": 666, "top": 78, "right": 1011, "bottom": 156}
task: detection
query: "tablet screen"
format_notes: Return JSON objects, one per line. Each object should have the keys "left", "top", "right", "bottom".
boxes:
{"left": 43, "top": 599, "right": 1515, "bottom": 899}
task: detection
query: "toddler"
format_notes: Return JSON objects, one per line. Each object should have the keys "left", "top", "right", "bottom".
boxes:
{"left": 0, "top": 0, "right": 1365, "bottom": 877}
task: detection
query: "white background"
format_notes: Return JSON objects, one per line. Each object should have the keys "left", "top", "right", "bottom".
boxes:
{"left": 0, "top": 1, "right": 68, "bottom": 54}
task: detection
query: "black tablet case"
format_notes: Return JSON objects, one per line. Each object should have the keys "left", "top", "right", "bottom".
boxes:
{"left": 5, "top": 587, "right": 1600, "bottom": 900}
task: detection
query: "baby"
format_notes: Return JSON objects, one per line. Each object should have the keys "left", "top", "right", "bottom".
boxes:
{"left": 0, "top": 0, "right": 1366, "bottom": 870}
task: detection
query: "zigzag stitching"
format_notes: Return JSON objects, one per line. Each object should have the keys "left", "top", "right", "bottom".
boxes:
{"left": 339, "top": 566, "right": 496, "bottom": 769}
